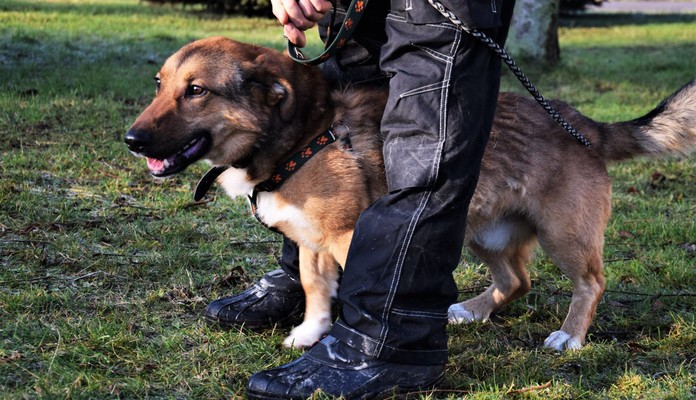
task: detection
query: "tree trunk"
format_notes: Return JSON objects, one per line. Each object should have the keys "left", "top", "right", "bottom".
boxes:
{"left": 506, "top": 0, "right": 560, "bottom": 64}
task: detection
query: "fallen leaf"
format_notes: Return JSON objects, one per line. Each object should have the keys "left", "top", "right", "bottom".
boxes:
{"left": 652, "top": 300, "right": 664, "bottom": 311}
{"left": 619, "top": 230, "right": 635, "bottom": 239}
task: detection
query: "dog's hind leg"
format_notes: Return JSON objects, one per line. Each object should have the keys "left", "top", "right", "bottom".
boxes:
{"left": 449, "top": 219, "right": 536, "bottom": 324}
{"left": 283, "top": 247, "right": 339, "bottom": 348}
{"left": 538, "top": 225, "right": 606, "bottom": 351}
{"left": 537, "top": 187, "right": 610, "bottom": 351}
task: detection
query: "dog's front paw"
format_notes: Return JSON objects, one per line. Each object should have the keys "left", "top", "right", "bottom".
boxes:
{"left": 282, "top": 319, "right": 330, "bottom": 349}
{"left": 543, "top": 330, "right": 583, "bottom": 351}
{"left": 448, "top": 303, "right": 487, "bottom": 324}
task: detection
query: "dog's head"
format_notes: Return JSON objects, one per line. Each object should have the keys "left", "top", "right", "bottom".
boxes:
{"left": 125, "top": 37, "right": 325, "bottom": 178}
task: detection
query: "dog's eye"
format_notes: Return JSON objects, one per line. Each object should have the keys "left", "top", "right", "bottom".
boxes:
{"left": 186, "top": 85, "right": 207, "bottom": 98}
{"left": 154, "top": 77, "right": 161, "bottom": 92}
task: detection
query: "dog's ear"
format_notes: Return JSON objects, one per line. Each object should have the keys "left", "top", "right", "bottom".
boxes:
{"left": 245, "top": 53, "right": 297, "bottom": 122}
{"left": 267, "top": 78, "right": 296, "bottom": 122}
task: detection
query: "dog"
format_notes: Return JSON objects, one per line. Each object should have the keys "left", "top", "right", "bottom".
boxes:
{"left": 125, "top": 36, "right": 696, "bottom": 351}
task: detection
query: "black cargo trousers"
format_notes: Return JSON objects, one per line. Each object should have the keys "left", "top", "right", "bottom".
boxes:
{"left": 277, "top": 0, "right": 515, "bottom": 365}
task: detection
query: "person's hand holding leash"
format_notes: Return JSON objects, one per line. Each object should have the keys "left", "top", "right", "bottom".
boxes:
{"left": 271, "top": 0, "right": 332, "bottom": 47}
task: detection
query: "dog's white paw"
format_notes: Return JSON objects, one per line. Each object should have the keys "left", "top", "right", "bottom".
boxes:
{"left": 448, "top": 303, "right": 479, "bottom": 324}
{"left": 282, "top": 319, "right": 330, "bottom": 349}
{"left": 543, "top": 330, "right": 583, "bottom": 351}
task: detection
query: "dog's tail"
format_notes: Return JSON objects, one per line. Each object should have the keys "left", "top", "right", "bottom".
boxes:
{"left": 593, "top": 79, "right": 696, "bottom": 161}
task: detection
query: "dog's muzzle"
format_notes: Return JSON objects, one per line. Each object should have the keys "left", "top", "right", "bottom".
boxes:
{"left": 124, "top": 128, "right": 211, "bottom": 177}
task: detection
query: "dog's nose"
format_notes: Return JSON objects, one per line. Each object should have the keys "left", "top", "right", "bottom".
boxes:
{"left": 124, "top": 128, "right": 152, "bottom": 153}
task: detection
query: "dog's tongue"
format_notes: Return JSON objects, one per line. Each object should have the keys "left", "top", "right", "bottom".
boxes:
{"left": 146, "top": 158, "right": 165, "bottom": 173}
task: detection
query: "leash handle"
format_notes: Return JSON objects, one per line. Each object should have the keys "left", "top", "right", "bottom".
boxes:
{"left": 287, "top": 0, "right": 369, "bottom": 65}
{"left": 426, "top": 0, "right": 592, "bottom": 148}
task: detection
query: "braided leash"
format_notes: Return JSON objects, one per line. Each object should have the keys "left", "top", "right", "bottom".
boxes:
{"left": 427, "top": 0, "right": 591, "bottom": 147}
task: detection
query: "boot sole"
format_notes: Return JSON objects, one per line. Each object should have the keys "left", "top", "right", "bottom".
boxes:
{"left": 246, "top": 373, "right": 444, "bottom": 400}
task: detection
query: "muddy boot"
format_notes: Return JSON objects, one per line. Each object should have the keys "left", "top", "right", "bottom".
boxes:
{"left": 205, "top": 269, "right": 305, "bottom": 329}
{"left": 247, "top": 335, "right": 445, "bottom": 399}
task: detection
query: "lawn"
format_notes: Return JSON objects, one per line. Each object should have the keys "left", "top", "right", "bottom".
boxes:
{"left": 0, "top": 1, "right": 694, "bottom": 398}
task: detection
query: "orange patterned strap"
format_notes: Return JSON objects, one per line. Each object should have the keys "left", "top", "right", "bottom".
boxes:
{"left": 248, "top": 128, "right": 340, "bottom": 232}
{"left": 194, "top": 128, "right": 340, "bottom": 205}
{"left": 287, "top": 0, "right": 369, "bottom": 65}
{"left": 255, "top": 129, "right": 337, "bottom": 193}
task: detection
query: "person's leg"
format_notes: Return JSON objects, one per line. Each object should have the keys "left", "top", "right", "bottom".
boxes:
{"left": 247, "top": 2, "right": 515, "bottom": 398}
{"left": 204, "top": 2, "right": 387, "bottom": 329}
{"left": 330, "top": 3, "right": 508, "bottom": 364}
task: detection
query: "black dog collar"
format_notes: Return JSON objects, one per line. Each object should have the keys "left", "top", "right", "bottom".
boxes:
{"left": 193, "top": 128, "right": 340, "bottom": 202}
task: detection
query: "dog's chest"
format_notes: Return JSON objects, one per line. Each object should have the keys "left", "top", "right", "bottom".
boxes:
{"left": 217, "top": 167, "right": 256, "bottom": 198}
{"left": 217, "top": 167, "right": 321, "bottom": 251}
{"left": 254, "top": 193, "right": 324, "bottom": 252}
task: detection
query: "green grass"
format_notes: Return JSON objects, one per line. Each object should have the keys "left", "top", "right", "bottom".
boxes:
{"left": 1, "top": 1, "right": 694, "bottom": 398}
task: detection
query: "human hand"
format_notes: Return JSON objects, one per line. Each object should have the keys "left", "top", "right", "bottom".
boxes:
{"left": 271, "top": 0, "right": 332, "bottom": 47}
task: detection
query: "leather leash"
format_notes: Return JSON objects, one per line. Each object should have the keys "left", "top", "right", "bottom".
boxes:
{"left": 287, "top": 0, "right": 369, "bottom": 65}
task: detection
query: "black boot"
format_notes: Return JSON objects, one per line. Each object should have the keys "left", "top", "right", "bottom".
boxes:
{"left": 205, "top": 269, "right": 305, "bottom": 329}
{"left": 247, "top": 335, "right": 445, "bottom": 399}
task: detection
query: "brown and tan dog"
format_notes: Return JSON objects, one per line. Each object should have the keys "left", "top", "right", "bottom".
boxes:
{"left": 125, "top": 37, "right": 696, "bottom": 350}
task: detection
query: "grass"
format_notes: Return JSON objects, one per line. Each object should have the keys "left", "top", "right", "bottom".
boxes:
{"left": 1, "top": 1, "right": 694, "bottom": 398}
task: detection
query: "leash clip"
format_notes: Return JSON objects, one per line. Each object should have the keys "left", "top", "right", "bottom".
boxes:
{"left": 293, "top": 48, "right": 306, "bottom": 60}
